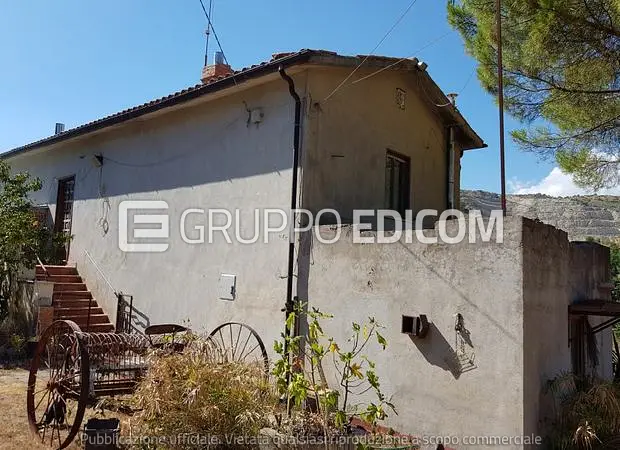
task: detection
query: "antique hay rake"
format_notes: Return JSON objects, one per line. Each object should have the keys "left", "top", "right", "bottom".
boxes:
{"left": 27, "top": 320, "right": 269, "bottom": 449}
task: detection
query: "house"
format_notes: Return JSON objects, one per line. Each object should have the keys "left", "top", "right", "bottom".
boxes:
{"left": 4, "top": 49, "right": 615, "bottom": 448}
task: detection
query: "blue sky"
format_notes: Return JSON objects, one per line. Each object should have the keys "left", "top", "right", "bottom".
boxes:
{"left": 0, "top": 0, "right": 568, "bottom": 194}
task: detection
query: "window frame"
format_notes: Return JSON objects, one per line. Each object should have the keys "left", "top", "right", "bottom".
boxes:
{"left": 385, "top": 149, "right": 411, "bottom": 216}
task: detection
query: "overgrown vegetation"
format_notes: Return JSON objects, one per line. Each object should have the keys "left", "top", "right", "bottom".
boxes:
{"left": 546, "top": 373, "right": 620, "bottom": 449}
{"left": 131, "top": 341, "right": 278, "bottom": 449}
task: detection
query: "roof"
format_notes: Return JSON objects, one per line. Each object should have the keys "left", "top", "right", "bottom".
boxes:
{"left": 2, "top": 49, "right": 485, "bottom": 158}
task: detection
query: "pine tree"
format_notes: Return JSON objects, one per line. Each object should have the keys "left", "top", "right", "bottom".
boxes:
{"left": 448, "top": 0, "right": 620, "bottom": 190}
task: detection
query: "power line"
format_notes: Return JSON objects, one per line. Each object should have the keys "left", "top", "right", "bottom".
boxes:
{"left": 322, "top": 0, "right": 420, "bottom": 103}
{"left": 203, "top": 0, "right": 213, "bottom": 67}
{"left": 351, "top": 31, "right": 453, "bottom": 86}
{"left": 458, "top": 66, "right": 476, "bottom": 94}
{"left": 198, "top": 0, "right": 237, "bottom": 86}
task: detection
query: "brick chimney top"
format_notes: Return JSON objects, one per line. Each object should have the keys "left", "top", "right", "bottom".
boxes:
{"left": 201, "top": 51, "right": 233, "bottom": 84}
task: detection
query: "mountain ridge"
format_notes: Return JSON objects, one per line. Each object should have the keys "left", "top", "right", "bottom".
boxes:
{"left": 460, "top": 190, "right": 620, "bottom": 241}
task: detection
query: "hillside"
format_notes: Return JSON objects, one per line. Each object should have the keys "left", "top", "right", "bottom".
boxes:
{"left": 460, "top": 190, "right": 620, "bottom": 242}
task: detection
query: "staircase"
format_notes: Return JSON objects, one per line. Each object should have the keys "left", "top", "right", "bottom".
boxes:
{"left": 35, "top": 265, "right": 115, "bottom": 332}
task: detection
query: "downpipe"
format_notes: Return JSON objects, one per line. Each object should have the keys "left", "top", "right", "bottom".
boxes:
{"left": 278, "top": 66, "right": 302, "bottom": 359}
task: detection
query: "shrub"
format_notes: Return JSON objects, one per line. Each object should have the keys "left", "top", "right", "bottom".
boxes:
{"left": 131, "top": 342, "right": 278, "bottom": 448}
{"left": 546, "top": 373, "right": 620, "bottom": 449}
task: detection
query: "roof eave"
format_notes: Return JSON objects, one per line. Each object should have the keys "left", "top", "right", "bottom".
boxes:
{"left": 2, "top": 50, "right": 315, "bottom": 159}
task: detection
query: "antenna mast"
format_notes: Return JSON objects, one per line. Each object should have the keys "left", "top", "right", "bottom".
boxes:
{"left": 204, "top": 0, "right": 213, "bottom": 66}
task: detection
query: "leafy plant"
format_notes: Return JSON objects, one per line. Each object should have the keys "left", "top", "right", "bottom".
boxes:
{"left": 0, "top": 160, "right": 68, "bottom": 324}
{"left": 272, "top": 303, "right": 396, "bottom": 435}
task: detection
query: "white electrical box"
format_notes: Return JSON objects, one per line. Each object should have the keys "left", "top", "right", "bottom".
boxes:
{"left": 250, "top": 108, "right": 264, "bottom": 124}
{"left": 218, "top": 274, "right": 237, "bottom": 301}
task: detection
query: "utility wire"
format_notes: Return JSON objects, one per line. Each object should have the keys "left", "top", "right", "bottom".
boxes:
{"left": 322, "top": 0, "right": 419, "bottom": 103}
{"left": 198, "top": 0, "right": 238, "bottom": 86}
{"left": 203, "top": 0, "right": 213, "bottom": 66}
{"left": 351, "top": 31, "right": 453, "bottom": 85}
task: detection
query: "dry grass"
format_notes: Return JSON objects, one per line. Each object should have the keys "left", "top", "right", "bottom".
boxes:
{"left": 547, "top": 373, "right": 620, "bottom": 449}
{"left": 0, "top": 368, "right": 133, "bottom": 450}
{"left": 0, "top": 368, "right": 47, "bottom": 450}
{"left": 130, "top": 346, "right": 278, "bottom": 448}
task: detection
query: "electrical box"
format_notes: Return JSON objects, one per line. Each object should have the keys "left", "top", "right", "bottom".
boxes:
{"left": 401, "top": 314, "right": 429, "bottom": 338}
{"left": 218, "top": 274, "right": 236, "bottom": 301}
{"left": 250, "top": 108, "right": 264, "bottom": 124}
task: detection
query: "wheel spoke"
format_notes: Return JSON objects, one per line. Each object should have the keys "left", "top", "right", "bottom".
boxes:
{"left": 240, "top": 343, "right": 260, "bottom": 362}
{"left": 232, "top": 324, "right": 242, "bottom": 359}
{"left": 238, "top": 332, "right": 252, "bottom": 362}
{"left": 35, "top": 388, "right": 51, "bottom": 412}
{"left": 28, "top": 321, "right": 87, "bottom": 450}
{"left": 208, "top": 323, "right": 268, "bottom": 373}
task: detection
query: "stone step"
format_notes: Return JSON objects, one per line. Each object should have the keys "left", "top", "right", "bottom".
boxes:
{"left": 53, "top": 291, "right": 93, "bottom": 300}
{"left": 36, "top": 265, "right": 78, "bottom": 276}
{"left": 35, "top": 274, "right": 83, "bottom": 283}
{"left": 54, "top": 299, "right": 98, "bottom": 309}
{"left": 54, "top": 307, "right": 104, "bottom": 316}
{"left": 53, "top": 283, "right": 87, "bottom": 292}
{"left": 59, "top": 314, "right": 111, "bottom": 326}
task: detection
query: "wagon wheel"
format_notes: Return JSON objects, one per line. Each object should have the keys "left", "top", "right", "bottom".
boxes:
{"left": 27, "top": 320, "right": 90, "bottom": 449}
{"left": 208, "top": 322, "right": 269, "bottom": 372}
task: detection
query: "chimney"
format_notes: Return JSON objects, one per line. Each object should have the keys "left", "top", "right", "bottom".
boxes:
{"left": 201, "top": 51, "right": 233, "bottom": 84}
{"left": 54, "top": 123, "right": 65, "bottom": 135}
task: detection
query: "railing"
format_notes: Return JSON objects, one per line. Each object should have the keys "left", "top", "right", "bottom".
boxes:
{"left": 116, "top": 293, "right": 134, "bottom": 334}
{"left": 83, "top": 249, "right": 134, "bottom": 333}
{"left": 84, "top": 250, "right": 116, "bottom": 295}
{"left": 35, "top": 253, "right": 50, "bottom": 279}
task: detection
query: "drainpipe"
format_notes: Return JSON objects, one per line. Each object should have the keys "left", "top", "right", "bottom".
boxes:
{"left": 447, "top": 127, "right": 456, "bottom": 210}
{"left": 278, "top": 66, "right": 302, "bottom": 348}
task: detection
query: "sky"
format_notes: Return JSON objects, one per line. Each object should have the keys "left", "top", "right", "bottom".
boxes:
{"left": 1, "top": 0, "right": 613, "bottom": 196}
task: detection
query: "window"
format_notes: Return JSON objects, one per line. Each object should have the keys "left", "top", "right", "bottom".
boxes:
{"left": 385, "top": 150, "right": 411, "bottom": 215}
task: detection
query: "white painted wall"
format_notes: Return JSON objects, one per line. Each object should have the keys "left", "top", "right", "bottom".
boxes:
{"left": 9, "top": 74, "right": 306, "bottom": 348}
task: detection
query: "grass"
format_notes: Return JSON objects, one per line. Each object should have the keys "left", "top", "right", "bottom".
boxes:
{"left": 0, "top": 368, "right": 51, "bottom": 450}
{"left": 0, "top": 368, "right": 133, "bottom": 450}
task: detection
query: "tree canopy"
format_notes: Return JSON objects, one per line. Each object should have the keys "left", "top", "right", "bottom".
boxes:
{"left": 448, "top": 0, "right": 620, "bottom": 190}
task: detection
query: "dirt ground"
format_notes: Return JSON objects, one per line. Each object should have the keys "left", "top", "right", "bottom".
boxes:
{"left": 0, "top": 368, "right": 51, "bottom": 450}
{"left": 0, "top": 368, "right": 133, "bottom": 450}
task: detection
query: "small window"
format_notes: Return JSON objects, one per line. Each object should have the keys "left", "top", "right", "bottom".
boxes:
{"left": 385, "top": 150, "right": 411, "bottom": 215}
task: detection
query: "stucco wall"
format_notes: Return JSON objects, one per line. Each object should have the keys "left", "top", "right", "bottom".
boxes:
{"left": 301, "top": 66, "right": 454, "bottom": 223}
{"left": 522, "top": 219, "right": 571, "bottom": 438}
{"left": 8, "top": 74, "right": 305, "bottom": 347}
{"left": 300, "top": 217, "right": 526, "bottom": 448}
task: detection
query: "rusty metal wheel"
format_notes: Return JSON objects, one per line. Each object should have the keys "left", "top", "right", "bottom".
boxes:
{"left": 27, "top": 320, "right": 90, "bottom": 449}
{"left": 208, "top": 322, "right": 269, "bottom": 372}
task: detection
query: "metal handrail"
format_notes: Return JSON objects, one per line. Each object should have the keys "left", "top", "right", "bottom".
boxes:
{"left": 83, "top": 249, "right": 117, "bottom": 295}
{"left": 83, "top": 249, "right": 119, "bottom": 331}
{"left": 34, "top": 252, "right": 50, "bottom": 278}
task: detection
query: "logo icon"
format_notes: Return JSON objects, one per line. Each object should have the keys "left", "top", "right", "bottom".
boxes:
{"left": 118, "top": 200, "right": 169, "bottom": 253}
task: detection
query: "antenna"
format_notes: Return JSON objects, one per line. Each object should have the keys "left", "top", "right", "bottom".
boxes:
{"left": 203, "top": 0, "right": 213, "bottom": 67}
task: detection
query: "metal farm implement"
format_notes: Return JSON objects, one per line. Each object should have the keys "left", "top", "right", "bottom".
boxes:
{"left": 27, "top": 320, "right": 268, "bottom": 449}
